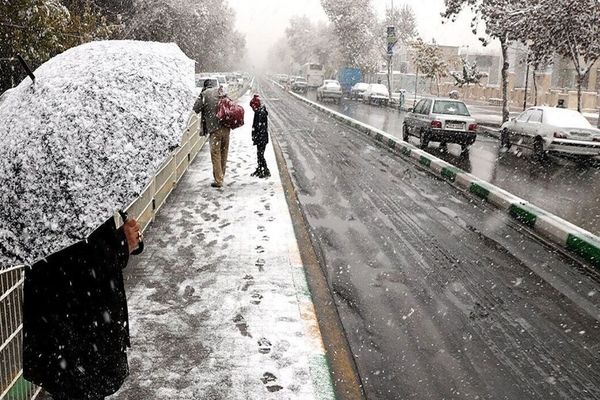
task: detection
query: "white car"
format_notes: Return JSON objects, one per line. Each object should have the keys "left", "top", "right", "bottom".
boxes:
{"left": 316, "top": 80, "right": 342, "bottom": 104}
{"left": 500, "top": 106, "right": 600, "bottom": 159}
{"left": 403, "top": 97, "right": 477, "bottom": 151}
{"left": 362, "top": 84, "right": 389, "bottom": 106}
{"left": 212, "top": 74, "right": 229, "bottom": 93}
{"left": 350, "top": 82, "right": 369, "bottom": 100}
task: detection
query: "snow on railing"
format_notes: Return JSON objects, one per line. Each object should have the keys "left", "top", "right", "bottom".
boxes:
{"left": 0, "top": 83, "right": 248, "bottom": 400}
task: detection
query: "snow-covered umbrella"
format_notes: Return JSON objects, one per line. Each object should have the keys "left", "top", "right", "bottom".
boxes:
{"left": 0, "top": 40, "right": 196, "bottom": 267}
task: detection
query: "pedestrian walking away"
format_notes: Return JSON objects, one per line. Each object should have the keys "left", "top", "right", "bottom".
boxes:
{"left": 194, "top": 80, "right": 231, "bottom": 188}
{"left": 250, "top": 94, "right": 270, "bottom": 178}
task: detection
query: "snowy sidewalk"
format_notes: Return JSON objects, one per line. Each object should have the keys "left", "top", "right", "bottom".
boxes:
{"left": 112, "top": 97, "right": 335, "bottom": 399}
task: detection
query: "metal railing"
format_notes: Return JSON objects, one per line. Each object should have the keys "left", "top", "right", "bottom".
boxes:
{"left": 0, "top": 266, "right": 40, "bottom": 400}
{"left": 0, "top": 82, "right": 250, "bottom": 399}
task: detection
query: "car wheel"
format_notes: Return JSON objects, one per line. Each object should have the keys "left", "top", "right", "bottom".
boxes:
{"left": 420, "top": 130, "right": 430, "bottom": 149}
{"left": 533, "top": 137, "right": 546, "bottom": 161}
{"left": 500, "top": 129, "right": 511, "bottom": 149}
{"left": 402, "top": 124, "right": 409, "bottom": 142}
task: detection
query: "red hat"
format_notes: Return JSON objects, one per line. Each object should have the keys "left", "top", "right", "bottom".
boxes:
{"left": 250, "top": 94, "right": 261, "bottom": 110}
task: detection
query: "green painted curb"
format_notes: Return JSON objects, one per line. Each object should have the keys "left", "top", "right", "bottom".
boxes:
{"left": 509, "top": 204, "right": 537, "bottom": 228}
{"left": 6, "top": 376, "right": 35, "bottom": 399}
{"left": 470, "top": 183, "right": 490, "bottom": 200}
{"left": 388, "top": 138, "right": 396, "bottom": 149}
{"left": 401, "top": 147, "right": 412, "bottom": 156}
{"left": 419, "top": 156, "right": 431, "bottom": 167}
{"left": 567, "top": 234, "right": 600, "bottom": 268}
{"left": 441, "top": 166, "right": 461, "bottom": 182}
{"left": 309, "top": 355, "right": 337, "bottom": 400}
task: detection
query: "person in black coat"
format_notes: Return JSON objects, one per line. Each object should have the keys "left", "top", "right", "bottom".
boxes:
{"left": 23, "top": 216, "right": 141, "bottom": 400}
{"left": 249, "top": 94, "right": 270, "bottom": 178}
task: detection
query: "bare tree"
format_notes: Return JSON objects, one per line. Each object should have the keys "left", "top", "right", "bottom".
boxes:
{"left": 442, "top": 0, "right": 534, "bottom": 123}
{"left": 321, "top": 0, "right": 380, "bottom": 73}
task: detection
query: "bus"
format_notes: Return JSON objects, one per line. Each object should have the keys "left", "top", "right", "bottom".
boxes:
{"left": 302, "top": 63, "right": 324, "bottom": 88}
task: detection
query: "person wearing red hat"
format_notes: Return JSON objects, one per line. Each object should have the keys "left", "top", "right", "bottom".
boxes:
{"left": 250, "top": 94, "right": 270, "bottom": 178}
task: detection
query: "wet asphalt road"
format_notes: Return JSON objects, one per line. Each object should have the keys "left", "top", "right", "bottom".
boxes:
{"left": 299, "top": 90, "right": 600, "bottom": 236}
{"left": 259, "top": 79, "right": 600, "bottom": 400}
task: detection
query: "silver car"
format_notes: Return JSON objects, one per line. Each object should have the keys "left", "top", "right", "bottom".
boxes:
{"left": 403, "top": 98, "right": 477, "bottom": 151}
{"left": 500, "top": 106, "right": 600, "bottom": 159}
{"left": 316, "top": 80, "right": 342, "bottom": 104}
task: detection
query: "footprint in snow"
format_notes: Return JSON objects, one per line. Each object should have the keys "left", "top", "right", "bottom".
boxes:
{"left": 257, "top": 337, "right": 272, "bottom": 354}
{"left": 255, "top": 258, "right": 265, "bottom": 272}
{"left": 257, "top": 225, "right": 266, "bottom": 232}
{"left": 261, "top": 372, "right": 283, "bottom": 392}
{"left": 251, "top": 292, "right": 263, "bottom": 305}
{"left": 256, "top": 246, "right": 265, "bottom": 254}
{"left": 240, "top": 275, "right": 254, "bottom": 292}
{"left": 233, "top": 314, "right": 252, "bottom": 337}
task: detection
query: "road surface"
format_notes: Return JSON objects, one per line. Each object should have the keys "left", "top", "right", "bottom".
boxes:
{"left": 260, "top": 79, "right": 600, "bottom": 400}
{"left": 299, "top": 90, "right": 600, "bottom": 236}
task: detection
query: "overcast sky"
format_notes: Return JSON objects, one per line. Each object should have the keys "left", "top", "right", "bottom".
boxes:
{"left": 227, "top": 0, "right": 498, "bottom": 69}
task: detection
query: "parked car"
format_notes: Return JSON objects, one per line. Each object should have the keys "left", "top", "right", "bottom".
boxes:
{"left": 403, "top": 98, "right": 477, "bottom": 152}
{"left": 278, "top": 74, "right": 289, "bottom": 84}
{"left": 291, "top": 77, "right": 308, "bottom": 93}
{"left": 500, "top": 106, "right": 600, "bottom": 159}
{"left": 362, "top": 84, "right": 390, "bottom": 106}
{"left": 350, "top": 83, "right": 369, "bottom": 100}
{"left": 212, "top": 74, "right": 229, "bottom": 93}
{"left": 195, "top": 75, "right": 219, "bottom": 93}
{"left": 316, "top": 80, "right": 343, "bottom": 103}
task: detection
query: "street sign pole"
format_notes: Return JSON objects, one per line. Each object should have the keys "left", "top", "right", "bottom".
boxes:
{"left": 387, "top": 26, "right": 396, "bottom": 102}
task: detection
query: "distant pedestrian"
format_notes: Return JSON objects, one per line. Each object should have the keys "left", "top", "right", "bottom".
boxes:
{"left": 556, "top": 99, "right": 566, "bottom": 108}
{"left": 194, "top": 80, "right": 231, "bottom": 188}
{"left": 250, "top": 94, "right": 270, "bottom": 178}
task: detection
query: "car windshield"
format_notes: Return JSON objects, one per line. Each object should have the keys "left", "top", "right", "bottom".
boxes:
{"left": 216, "top": 76, "right": 226, "bottom": 84}
{"left": 432, "top": 100, "right": 470, "bottom": 116}
{"left": 543, "top": 108, "right": 593, "bottom": 128}
{"left": 325, "top": 80, "right": 340, "bottom": 86}
{"left": 354, "top": 83, "right": 369, "bottom": 90}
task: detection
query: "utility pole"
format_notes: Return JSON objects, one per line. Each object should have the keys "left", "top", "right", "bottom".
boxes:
{"left": 386, "top": 0, "right": 397, "bottom": 102}
{"left": 523, "top": 55, "right": 530, "bottom": 111}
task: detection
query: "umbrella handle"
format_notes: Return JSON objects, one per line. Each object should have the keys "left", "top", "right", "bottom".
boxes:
{"left": 118, "top": 210, "right": 144, "bottom": 255}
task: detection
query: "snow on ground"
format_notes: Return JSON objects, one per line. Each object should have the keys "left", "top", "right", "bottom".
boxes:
{"left": 0, "top": 40, "right": 195, "bottom": 266}
{"left": 113, "top": 97, "right": 334, "bottom": 399}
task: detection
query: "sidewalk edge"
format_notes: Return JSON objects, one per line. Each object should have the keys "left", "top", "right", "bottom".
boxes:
{"left": 271, "top": 133, "right": 366, "bottom": 400}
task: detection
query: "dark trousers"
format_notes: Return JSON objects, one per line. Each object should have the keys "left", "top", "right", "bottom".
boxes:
{"left": 256, "top": 144, "right": 268, "bottom": 174}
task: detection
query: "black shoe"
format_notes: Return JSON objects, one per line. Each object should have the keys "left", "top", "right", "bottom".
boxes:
{"left": 261, "top": 170, "right": 271, "bottom": 178}
{"left": 211, "top": 182, "right": 222, "bottom": 188}
{"left": 250, "top": 170, "right": 259, "bottom": 177}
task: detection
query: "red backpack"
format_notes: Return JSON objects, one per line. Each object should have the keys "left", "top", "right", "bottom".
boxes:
{"left": 216, "top": 97, "right": 245, "bottom": 129}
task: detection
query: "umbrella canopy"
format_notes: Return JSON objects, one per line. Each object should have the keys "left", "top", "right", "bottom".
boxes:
{"left": 0, "top": 40, "right": 195, "bottom": 266}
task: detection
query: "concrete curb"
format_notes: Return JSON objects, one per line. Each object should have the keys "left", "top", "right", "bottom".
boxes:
{"left": 271, "top": 81, "right": 600, "bottom": 270}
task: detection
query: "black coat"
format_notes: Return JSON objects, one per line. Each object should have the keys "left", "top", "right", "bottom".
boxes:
{"left": 23, "top": 217, "right": 130, "bottom": 400}
{"left": 252, "top": 106, "right": 269, "bottom": 146}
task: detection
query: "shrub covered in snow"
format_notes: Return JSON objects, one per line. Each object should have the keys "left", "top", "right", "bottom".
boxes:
{"left": 0, "top": 40, "right": 195, "bottom": 267}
